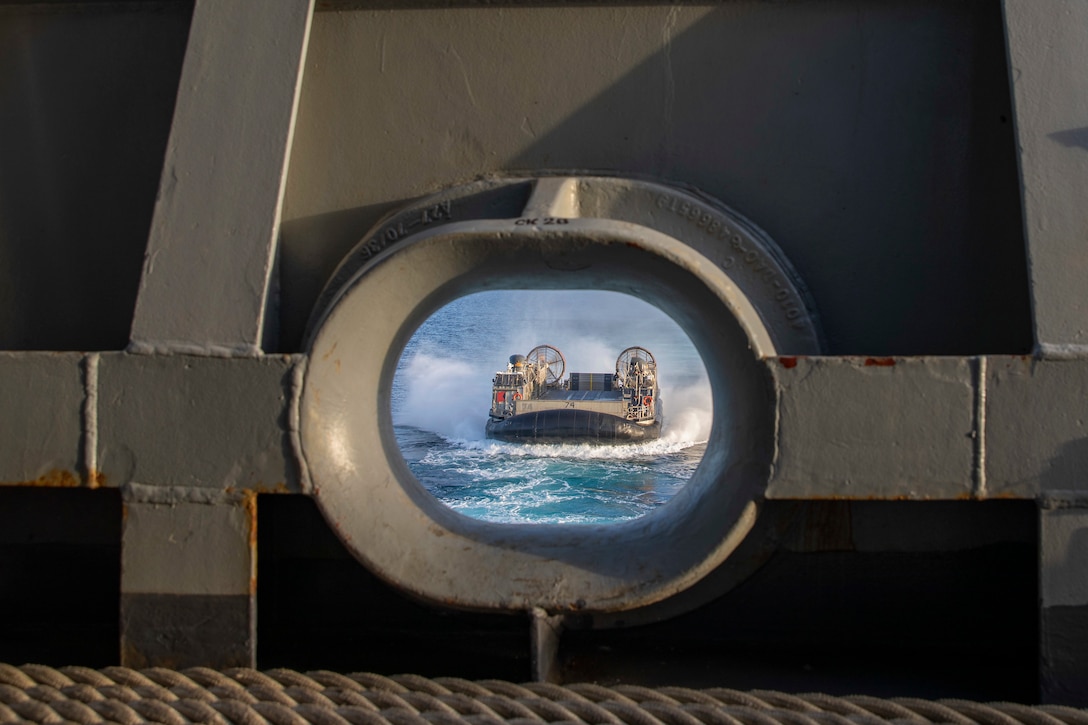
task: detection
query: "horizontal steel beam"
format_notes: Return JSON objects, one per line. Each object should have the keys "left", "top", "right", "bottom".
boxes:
{"left": 3, "top": 352, "right": 1087, "bottom": 501}
{"left": 768, "top": 355, "right": 1088, "bottom": 501}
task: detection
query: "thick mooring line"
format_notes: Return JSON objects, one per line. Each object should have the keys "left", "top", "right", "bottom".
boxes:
{"left": 1, "top": 665, "right": 1086, "bottom": 725}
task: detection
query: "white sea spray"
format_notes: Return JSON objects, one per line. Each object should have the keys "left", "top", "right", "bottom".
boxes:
{"left": 392, "top": 290, "right": 712, "bottom": 524}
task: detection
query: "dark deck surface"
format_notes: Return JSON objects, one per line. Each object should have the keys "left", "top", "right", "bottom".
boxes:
{"left": 540, "top": 389, "right": 623, "bottom": 401}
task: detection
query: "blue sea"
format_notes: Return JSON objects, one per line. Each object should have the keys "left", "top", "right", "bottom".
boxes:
{"left": 392, "top": 290, "right": 711, "bottom": 524}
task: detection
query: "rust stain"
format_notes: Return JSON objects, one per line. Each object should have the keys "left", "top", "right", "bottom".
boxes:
{"left": 243, "top": 482, "right": 290, "bottom": 495}
{"left": 864, "top": 357, "right": 896, "bottom": 367}
{"left": 321, "top": 341, "right": 338, "bottom": 361}
{"left": 121, "top": 640, "right": 183, "bottom": 671}
{"left": 242, "top": 491, "right": 258, "bottom": 549}
{"left": 953, "top": 492, "right": 990, "bottom": 501}
{"left": 778, "top": 356, "right": 798, "bottom": 369}
{"left": 954, "top": 490, "right": 1025, "bottom": 501}
{"left": 334, "top": 358, "right": 341, "bottom": 374}
{"left": 5, "top": 469, "right": 111, "bottom": 488}
{"left": 120, "top": 641, "right": 151, "bottom": 669}
{"left": 2, "top": 469, "right": 82, "bottom": 488}
{"left": 241, "top": 491, "right": 258, "bottom": 596}
{"left": 988, "top": 490, "right": 1025, "bottom": 499}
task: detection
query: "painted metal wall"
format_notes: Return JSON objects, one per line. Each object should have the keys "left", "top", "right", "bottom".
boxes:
{"left": 0, "top": 0, "right": 1086, "bottom": 707}
{"left": 280, "top": 2, "right": 1030, "bottom": 356}
{"left": 0, "top": 2, "right": 191, "bottom": 351}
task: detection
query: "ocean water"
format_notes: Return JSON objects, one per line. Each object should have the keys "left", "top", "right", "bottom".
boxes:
{"left": 392, "top": 290, "right": 712, "bottom": 524}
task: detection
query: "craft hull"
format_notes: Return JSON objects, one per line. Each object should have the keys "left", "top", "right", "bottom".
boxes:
{"left": 486, "top": 408, "right": 661, "bottom": 443}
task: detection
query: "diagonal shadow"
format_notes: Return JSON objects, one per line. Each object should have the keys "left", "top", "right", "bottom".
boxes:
{"left": 1050, "top": 127, "right": 1088, "bottom": 152}
{"left": 282, "top": 2, "right": 1031, "bottom": 356}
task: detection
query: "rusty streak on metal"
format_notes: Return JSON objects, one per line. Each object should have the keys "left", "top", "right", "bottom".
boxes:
{"left": 1, "top": 469, "right": 109, "bottom": 488}
{"left": 120, "top": 641, "right": 152, "bottom": 670}
{"left": 778, "top": 356, "right": 798, "bottom": 369}
{"left": 954, "top": 490, "right": 1025, "bottom": 501}
{"left": 863, "top": 357, "right": 896, "bottom": 367}
{"left": 242, "top": 490, "right": 258, "bottom": 597}
{"left": 1, "top": 469, "right": 81, "bottom": 488}
{"left": 226, "top": 482, "right": 291, "bottom": 496}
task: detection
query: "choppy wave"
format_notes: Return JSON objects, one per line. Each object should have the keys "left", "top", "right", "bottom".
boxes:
{"left": 396, "top": 425, "right": 706, "bottom": 524}
{"left": 452, "top": 435, "right": 704, "bottom": 461}
{"left": 391, "top": 290, "right": 712, "bottom": 524}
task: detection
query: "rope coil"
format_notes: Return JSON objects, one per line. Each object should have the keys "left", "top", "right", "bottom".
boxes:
{"left": 0, "top": 665, "right": 1084, "bottom": 725}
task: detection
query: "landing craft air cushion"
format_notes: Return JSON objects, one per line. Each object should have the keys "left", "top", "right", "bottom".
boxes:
{"left": 486, "top": 345, "right": 661, "bottom": 442}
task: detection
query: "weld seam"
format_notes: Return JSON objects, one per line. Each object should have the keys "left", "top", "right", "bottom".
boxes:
{"left": 82, "top": 353, "right": 99, "bottom": 486}
{"left": 973, "top": 356, "right": 987, "bottom": 499}
{"left": 289, "top": 356, "right": 313, "bottom": 494}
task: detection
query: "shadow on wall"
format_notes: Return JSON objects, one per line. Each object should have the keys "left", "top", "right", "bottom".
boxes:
{"left": 0, "top": 5, "right": 192, "bottom": 351}
{"left": 1039, "top": 437, "right": 1088, "bottom": 706}
{"left": 280, "top": 1, "right": 1031, "bottom": 356}
{"left": 1049, "top": 127, "right": 1088, "bottom": 152}
{"left": 1041, "top": 436, "right": 1088, "bottom": 495}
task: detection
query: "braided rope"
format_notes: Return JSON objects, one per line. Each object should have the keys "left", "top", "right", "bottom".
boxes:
{"left": 0, "top": 665, "right": 1084, "bottom": 725}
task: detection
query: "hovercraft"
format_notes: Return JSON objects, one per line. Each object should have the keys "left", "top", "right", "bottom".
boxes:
{"left": 485, "top": 345, "right": 661, "bottom": 443}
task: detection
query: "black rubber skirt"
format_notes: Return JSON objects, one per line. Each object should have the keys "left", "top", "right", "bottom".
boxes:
{"left": 485, "top": 409, "right": 660, "bottom": 443}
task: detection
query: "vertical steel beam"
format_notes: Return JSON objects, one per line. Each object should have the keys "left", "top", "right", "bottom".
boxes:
{"left": 121, "top": 0, "right": 312, "bottom": 666}
{"left": 1039, "top": 500, "right": 1088, "bottom": 705}
{"left": 1003, "top": 1, "right": 1088, "bottom": 355}
{"left": 121, "top": 494, "right": 257, "bottom": 668}
{"left": 530, "top": 608, "right": 564, "bottom": 683}
{"left": 129, "top": 0, "right": 314, "bottom": 355}
{"left": 1003, "top": 6, "right": 1088, "bottom": 695}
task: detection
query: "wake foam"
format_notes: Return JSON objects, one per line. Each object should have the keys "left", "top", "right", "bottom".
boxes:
{"left": 394, "top": 349, "right": 713, "bottom": 455}
{"left": 391, "top": 294, "right": 713, "bottom": 523}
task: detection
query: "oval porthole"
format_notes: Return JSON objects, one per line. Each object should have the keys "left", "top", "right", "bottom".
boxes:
{"left": 297, "top": 175, "right": 821, "bottom": 614}
{"left": 392, "top": 290, "right": 712, "bottom": 524}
